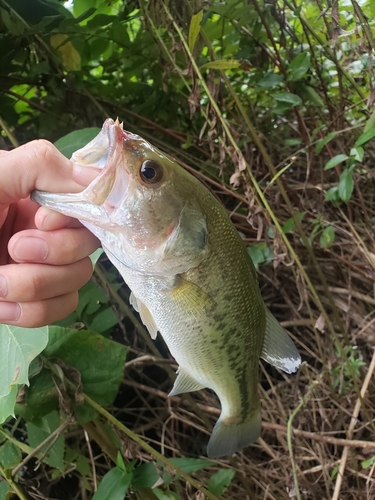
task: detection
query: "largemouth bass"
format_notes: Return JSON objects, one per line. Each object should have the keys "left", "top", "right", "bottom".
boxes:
{"left": 32, "top": 119, "right": 301, "bottom": 458}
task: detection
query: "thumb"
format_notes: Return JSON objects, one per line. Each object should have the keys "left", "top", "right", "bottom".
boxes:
{"left": 0, "top": 140, "right": 85, "bottom": 209}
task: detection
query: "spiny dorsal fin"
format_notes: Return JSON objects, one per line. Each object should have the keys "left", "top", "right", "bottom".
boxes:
{"left": 168, "top": 368, "right": 206, "bottom": 397}
{"left": 260, "top": 308, "right": 301, "bottom": 374}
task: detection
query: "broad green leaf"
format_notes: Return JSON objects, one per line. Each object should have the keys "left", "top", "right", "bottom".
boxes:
{"left": 0, "top": 440, "right": 22, "bottom": 469}
{"left": 0, "top": 480, "right": 11, "bottom": 498}
{"left": 354, "top": 127, "right": 375, "bottom": 147}
{"left": 45, "top": 327, "right": 128, "bottom": 407}
{"left": 315, "top": 131, "right": 337, "bottom": 154}
{"left": 319, "top": 226, "right": 335, "bottom": 248}
{"left": 168, "top": 457, "right": 215, "bottom": 475}
{"left": 324, "top": 154, "right": 349, "bottom": 170}
{"left": 247, "top": 245, "right": 264, "bottom": 270}
{"left": 50, "top": 34, "right": 81, "bottom": 71}
{"left": 92, "top": 467, "right": 132, "bottom": 500}
{"left": 350, "top": 146, "right": 364, "bottom": 162}
{"left": 15, "top": 368, "right": 58, "bottom": 421}
{"left": 298, "top": 84, "right": 324, "bottom": 106}
{"left": 0, "top": 325, "right": 48, "bottom": 397}
{"left": 54, "top": 128, "right": 101, "bottom": 158}
{"left": 188, "top": 10, "right": 203, "bottom": 52}
{"left": 257, "top": 73, "right": 284, "bottom": 88}
{"left": 273, "top": 92, "right": 302, "bottom": 106}
{"left": 288, "top": 52, "right": 311, "bottom": 81}
{"left": 200, "top": 60, "right": 241, "bottom": 71}
{"left": 153, "top": 489, "right": 180, "bottom": 500}
{"left": 208, "top": 468, "right": 236, "bottom": 496}
{"left": 132, "top": 462, "right": 160, "bottom": 489}
{"left": 338, "top": 169, "right": 354, "bottom": 202}
{"left": 26, "top": 411, "right": 65, "bottom": 471}
{"left": 0, "top": 385, "right": 18, "bottom": 424}
{"left": 325, "top": 186, "right": 340, "bottom": 202}
{"left": 88, "top": 307, "right": 118, "bottom": 333}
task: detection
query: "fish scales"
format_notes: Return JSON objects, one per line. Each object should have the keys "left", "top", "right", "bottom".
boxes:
{"left": 31, "top": 118, "right": 301, "bottom": 458}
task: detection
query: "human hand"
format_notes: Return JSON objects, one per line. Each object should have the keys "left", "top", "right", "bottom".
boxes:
{"left": 0, "top": 139, "right": 100, "bottom": 327}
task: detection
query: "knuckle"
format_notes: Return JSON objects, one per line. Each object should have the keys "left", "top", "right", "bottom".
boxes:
{"left": 27, "top": 272, "right": 45, "bottom": 300}
{"left": 25, "top": 139, "right": 56, "bottom": 165}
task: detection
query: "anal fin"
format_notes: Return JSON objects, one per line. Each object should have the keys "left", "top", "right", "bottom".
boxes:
{"left": 168, "top": 368, "right": 206, "bottom": 397}
{"left": 261, "top": 308, "right": 301, "bottom": 374}
{"left": 129, "top": 292, "right": 158, "bottom": 340}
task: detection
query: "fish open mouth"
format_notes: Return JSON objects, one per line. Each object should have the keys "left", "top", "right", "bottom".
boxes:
{"left": 31, "top": 118, "right": 131, "bottom": 222}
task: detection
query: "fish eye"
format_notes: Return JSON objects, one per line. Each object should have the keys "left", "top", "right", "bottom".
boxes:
{"left": 139, "top": 160, "right": 163, "bottom": 184}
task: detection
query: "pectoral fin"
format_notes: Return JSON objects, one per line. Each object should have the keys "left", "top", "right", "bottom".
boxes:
{"left": 261, "top": 308, "right": 301, "bottom": 374}
{"left": 130, "top": 292, "right": 158, "bottom": 340}
{"left": 168, "top": 368, "right": 206, "bottom": 397}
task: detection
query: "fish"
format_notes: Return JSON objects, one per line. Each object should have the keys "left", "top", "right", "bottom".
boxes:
{"left": 31, "top": 118, "right": 301, "bottom": 459}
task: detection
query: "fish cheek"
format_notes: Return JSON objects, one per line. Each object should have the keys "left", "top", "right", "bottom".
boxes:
{"left": 162, "top": 204, "right": 208, "bottom": 271}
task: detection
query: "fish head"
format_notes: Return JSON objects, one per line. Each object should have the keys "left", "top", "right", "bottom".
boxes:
{"left": 32, "top": 119, "right": 208, "bottom": 275}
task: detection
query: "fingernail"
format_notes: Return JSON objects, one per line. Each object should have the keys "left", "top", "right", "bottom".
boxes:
{"left": 0, "top": 275, "right": 8, "bottom": 297}
{"left": 0, "top": 302, "right": 21, "bottom": 322}
{"left": 13, "top": 237, "right": 49, "bottom": 262}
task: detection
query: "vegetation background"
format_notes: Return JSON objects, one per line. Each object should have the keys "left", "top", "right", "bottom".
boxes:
{"left": 0, "top": 0, "right": 375, "bottom": 499}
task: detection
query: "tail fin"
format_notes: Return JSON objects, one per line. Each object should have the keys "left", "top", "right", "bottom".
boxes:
{"left": 206, "top": 411, "right": 261, "bottom": 459}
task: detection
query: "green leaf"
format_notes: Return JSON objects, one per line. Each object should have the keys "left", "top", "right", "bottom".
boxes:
{"left": 88, "top": 307, "right": 118, "bottom": 333}
{"left": 0, "top": 385, "right": 18, "bottom": 424}
{"left": 0, "top": 325, "right": 48, "bottom": 397}
{"left": 45, "top": 327, "right": 128, "bottom": 407}
{"left": 364, "top": 108, "right": 375, "bottom": 133}
{"left": 298, "top": 84, "right": 324, "bottom": 106}
{"left": 54, "top": 128, "right": 101, "bottom": 158}
{"left": 315, "top": 131, "right": 337, "bottom": 154}
{"left": 325, "top": 186, "right": 340, "bottom": 202}
{"left": 188, "top": 10, "right": 203, "bottom": 52}
{"left": 26, "top": 411, "right": 65, "bottom": 471}
{"left": 324, "top": 154, "right": 349, "bottom": 170}
{"left": 153, "top": 489, "right": 180, "bottom": 500}
{"left": 350, "top": 146, "right": 364, "bottom": 162}
{"left": 282, "top": 212, "right": 306, "bottom": 234}
{"left": 0, "top": 440, "right": 22, "bottom": 469}
{"left": 288, "top": 52, "right": 311, "bottom": 81}
{"left": 0, "top": 480, "right": 11, "bottom": 498}
{"left": 319, "top": 226, "right": 335, "bottom": 248}
{"left": 168, "top": 457, "right": 215, "bottom": 475}
{"left": 273, "top": 92, "right": 302, "bottom": 106}
{"left": 362, "top": 454, "right": 375, "bottom": 469}
{"left": 208, "top": 468, "right": 236, "bottom": 496}
{"left": 200, "top": 60, "right": 241, "bottom": 71}
{"left": 338, "top": 169, "right": 354, "bottom": 202}
{"left": 257, "top": 73, "right": 284, "bottom": 88}
{"left": 92, "top": 467, "right": 132, "bottom": 500}
{"left": 89, "top": 248, "right": 103, "bottom": 267}
{"left": 354, "top": 127, "right": 375, "bottom": 147}
{"left": 247, "top": 245, "right": 264, "bottom": 270}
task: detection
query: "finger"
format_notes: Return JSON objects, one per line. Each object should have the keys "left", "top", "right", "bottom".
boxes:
{"left": 0, "top": 141, "right": 98, "bottom": 207}
{"left": 0, "top": 292, "right": 80, "bottom": 328}
{"left": 0, "top": 258, "right": 93, "bottom": 302}
{"left": 8, "top": 227, "right": 100, "bottom": 265}
{"left": 34, "top": 206, "right": 83, "bottom": 231}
